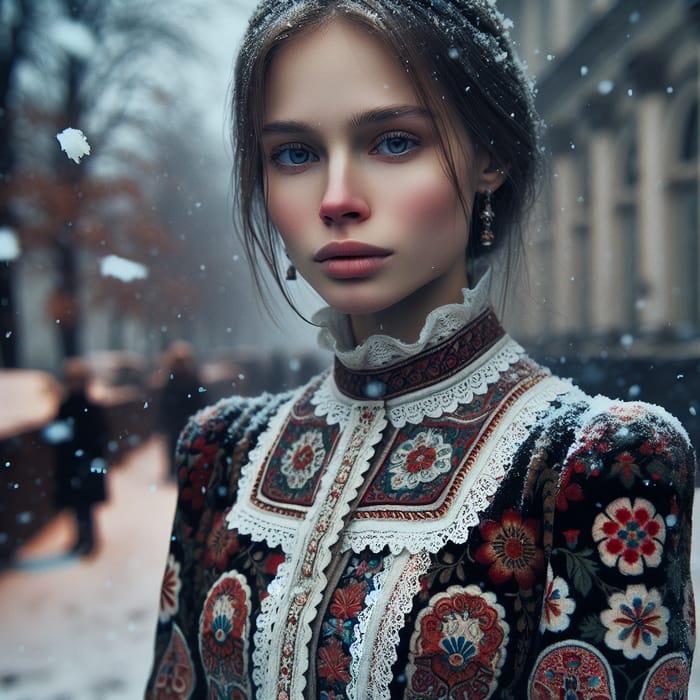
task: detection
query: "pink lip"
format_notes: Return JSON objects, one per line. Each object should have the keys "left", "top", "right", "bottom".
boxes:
{"left": 313, "top": 241, "right": 392, "bottom": 262}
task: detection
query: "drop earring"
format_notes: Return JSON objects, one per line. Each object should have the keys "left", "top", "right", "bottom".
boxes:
{"left": 284, "top": 250, "right": 296, "bottom": 280}
{"left": 479, "top": 188, "right": 495, "bottom": 247}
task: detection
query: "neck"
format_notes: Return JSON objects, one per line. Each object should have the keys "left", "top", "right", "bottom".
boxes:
{"left": 350, "top": 277, "right": 468, "bottom": 345}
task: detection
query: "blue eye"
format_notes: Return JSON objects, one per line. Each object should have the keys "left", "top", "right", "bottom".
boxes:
{"left": 272, "top": 145, "right": 319, "bottom": 167}
{"left": 372, "top": 133, "right": 419, "bottom": 157}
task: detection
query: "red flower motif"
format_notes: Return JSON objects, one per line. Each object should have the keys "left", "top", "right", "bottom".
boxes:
{"left": 593, "top": 497, "right": 665, "bottom": 575}
{"left": 265, "top": 552, "right": 286, "bottom": 575}
{"left": 555, "top": 466, "right": 585, "bottom": 512}
{"left": 562, "top": 529, "right": 580, "bottom": 549}
{"left": 405, "top": 445, "right": 437, "bottom": 474}
{"left": 292, "top": 445, "right": 314, "bottom": 471}
{"left": 329, "top": 581, "right": 368, "bottom": 622}
{"left": 200, "top": 573, "right": 249, "bottom": 664}
{"left": 204, "top": 511, "right": 240, "bottom": 569}
{"left": 475, "top": 510, "right": 543, "bottom": 588}
{"left": 317, "top": 638, "right": 351, "bottom": 684}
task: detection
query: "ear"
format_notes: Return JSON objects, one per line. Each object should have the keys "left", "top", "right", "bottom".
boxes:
{"left": 474, "top": 145, "right": 509, "bottom": 193}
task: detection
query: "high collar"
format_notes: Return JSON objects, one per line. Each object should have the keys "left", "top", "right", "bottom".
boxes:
{"left": 312, "top": 271, "right": 506, "bottom": 401}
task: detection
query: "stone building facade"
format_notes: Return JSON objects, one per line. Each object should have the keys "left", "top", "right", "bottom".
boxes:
{"left": 500, "top": 0, "right": 699, "bottom": 362}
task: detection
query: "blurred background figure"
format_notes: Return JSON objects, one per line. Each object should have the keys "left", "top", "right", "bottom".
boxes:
{"left": 157, "top": 341, "right": 206, "bottom": 480}
{"left": 52, "top": 357, "right": 109, "bottom": 557}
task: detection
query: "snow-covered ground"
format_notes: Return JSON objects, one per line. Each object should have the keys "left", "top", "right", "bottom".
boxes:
{"left": 1, "top": 437, "right": 699, "bottom": 699}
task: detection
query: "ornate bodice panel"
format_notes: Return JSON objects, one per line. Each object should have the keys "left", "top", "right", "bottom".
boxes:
{"left": 146, "top": 306, "right": 696, "bottom": 700}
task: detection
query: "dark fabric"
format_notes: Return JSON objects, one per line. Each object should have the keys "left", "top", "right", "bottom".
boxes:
{"left": 54, "top": 391, "right": 109, "bottom": 509}
{"left": 159, "top": 372, "right": 207, "bottom": 478}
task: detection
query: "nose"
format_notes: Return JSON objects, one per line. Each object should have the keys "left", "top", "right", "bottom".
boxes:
{"left": 319, "top": 157, "right": 370, "bottom": 226}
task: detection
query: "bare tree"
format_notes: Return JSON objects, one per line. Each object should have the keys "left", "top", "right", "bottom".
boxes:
{"left": 2, "top": 0, "right": 198, "bottom": 362}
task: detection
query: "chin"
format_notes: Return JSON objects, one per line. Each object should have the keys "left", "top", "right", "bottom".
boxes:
{"left": 320, "top": 288, "right": 398, "bottom": 317}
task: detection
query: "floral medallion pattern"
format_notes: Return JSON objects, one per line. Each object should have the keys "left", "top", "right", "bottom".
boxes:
{"left": 145, "top": 328, "right": 695, "bottom": 699}
{"left": 528, "top": 640, "right": 614, "bottom": 699}
{"left": 148, "top": 623, "right": 195, "bottom": 700}
{"left": 388, "top": 429, "right": 453, "bottom": 490}
{"left": 540, "top": 564, "right": 576, "bottom": 633}
{"left": 159, "top": 554, "right": 182, "bottom": 624}
{"left": 592, "top": 497, "right": 665, "bottom": 576}
{"left": 639, "top": 652, "right": 690, "bottom": 699}
{"left": 198, "top": 571, "right": 251, "bottom": 698}
{"left": 474, "top": 510, "right": 544, "bottom": 589}
{"left": 279, "top": 429, "right": 326, "bottom": 490}
{"left": 600, "top": 584, "right": 670, "bottom": 660}
{"left": 407, "top": 585, "right": 509, "bottom": 699}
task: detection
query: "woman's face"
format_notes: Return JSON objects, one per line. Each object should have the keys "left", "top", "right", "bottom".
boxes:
{"left": 262, "top": 19, "right": 496, "bottom": 341}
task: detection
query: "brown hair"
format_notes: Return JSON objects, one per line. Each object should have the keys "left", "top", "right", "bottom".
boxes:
{"left": 230, "top": 0, "right": 541, "bottom": 312}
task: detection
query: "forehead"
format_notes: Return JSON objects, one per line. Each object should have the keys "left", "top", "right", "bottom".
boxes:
{"left": 263, "top": 19, "right": 420, "bottom": 122}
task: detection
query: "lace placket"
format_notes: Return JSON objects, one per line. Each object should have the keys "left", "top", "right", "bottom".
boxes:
{"left": 255, "top": 402, "right": 388, "bottom": 699}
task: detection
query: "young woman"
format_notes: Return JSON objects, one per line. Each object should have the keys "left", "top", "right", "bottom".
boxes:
{"left": 146, "top": 2, "right": 696, "bottom": 698}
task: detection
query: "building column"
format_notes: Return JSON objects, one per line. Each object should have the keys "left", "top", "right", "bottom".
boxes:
{"left": 629, "top": 52, "right": 673, "bottom": 333}
{"left": 548, "top": 125, "right": 583, "bottom": 337}
{"left": 586, "top": 95, "right": 625, "bottom": 336}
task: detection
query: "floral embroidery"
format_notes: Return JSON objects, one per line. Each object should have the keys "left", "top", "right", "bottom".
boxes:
{"left": 540, "top": 564, "right": 576, "bottom": 633}
{"left": 528, "top": 640, "right": 614, "bottom": 699}
{"left": 203, "top": 511, "right": 240, "bottom": 569}
{"left": 640, "top": 652, "right": 690, "bottom": 699}
{"left": 609, "top": 451, "right": 642, "bottom": 488}
{"left": 279, "top": 429, "right": 326, "bottom": 489}
{"left": 180, "top": 436, "right": 220, "bottom": 511}
{"left": 159, "top": 554, "right": 181, "bottom": 623}
{"left": 388, "top": 429, "right": 453, "bottom": 490}
{"left": 149, "top": 623, "right": 195, "bottom": 700}
{"left": 407, "top": 585, "right": 509, "bottom": 699}
{"left": 329, "top": 580, "right": 368, "bottom": 624}
{"left": 198, "top": 572, "right": 251, "bottom": 697}
{"left": 317, "top": 638, "right": 352, "bottom": 685}
{"left": 592, "top": 497, "right": 665, "bottom": 576}
{"left": 600, "top": 584, "right": 669, "bottom": 660}
{"left": 475, "top": 510, "right": 544, "bottom": 588}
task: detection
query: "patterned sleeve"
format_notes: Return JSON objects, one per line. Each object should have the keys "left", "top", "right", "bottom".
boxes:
{"left": 528, "top": 399, "right": 696, "bottom": 697}
{"left": 143, "top": 396, "right": 257, "bottom": 699}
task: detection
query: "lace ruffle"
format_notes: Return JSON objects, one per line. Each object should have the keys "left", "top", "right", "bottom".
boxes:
{"left": 312, "top": 336, "right": 526, "bottom": 428}
{"left": 348, "top": 550, "right": 431, "bottom": 699}
{"left": 314, "top": 270, "right": 492, "bottom": 370}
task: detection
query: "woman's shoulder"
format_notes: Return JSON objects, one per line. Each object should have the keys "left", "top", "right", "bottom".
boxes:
{"left": 536, "top": 388, "right": 696, "bottom": 492}
{"left": 177, "top": 389, "right": 296, "bottom": 452}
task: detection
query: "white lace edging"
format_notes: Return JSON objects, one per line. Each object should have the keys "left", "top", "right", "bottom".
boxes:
{"left": 342, "top": 377, "right": 576, "bottom": 556}
{"left": 387, "top": 337, "right": 525, "bottom": 427}
{"left": 251, "top": 558, "right": 293, "bottom": 691}
{"left": 256, "top": 405, "right": 388, "bottom": 699}
{"left": 314, "top": 272, "right": 492, "bottom": 369}
{"left": 225, "top": 387, "right": 306, "bottom": 553}
{"left": 311, "top": 336, "right": 526, "bottom": 429}
{"left": 348, "top": 550, "right": 431, "bottom": 700}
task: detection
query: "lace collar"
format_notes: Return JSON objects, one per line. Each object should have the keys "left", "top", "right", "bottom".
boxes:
{"left": 313, "top": 269, "right": 493, "bottom": 372}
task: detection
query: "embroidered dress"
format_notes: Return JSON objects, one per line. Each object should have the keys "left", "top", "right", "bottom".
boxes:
{"left": 145, "top": 278, "right": 695, "bottom": 700}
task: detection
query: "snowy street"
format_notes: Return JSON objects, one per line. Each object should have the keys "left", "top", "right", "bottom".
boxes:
{"left": 1, "top": 436, "right": 699, "bottom": 699}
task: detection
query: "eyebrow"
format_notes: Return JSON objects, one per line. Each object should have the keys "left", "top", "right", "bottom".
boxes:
{"left": 262, "top": 105, "right": 431, "bottom": 135}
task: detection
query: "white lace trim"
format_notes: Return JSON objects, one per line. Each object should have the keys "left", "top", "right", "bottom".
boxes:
{"left": 341, "top": 376, "right": 575, "bottom": 556}
{"left": 251, "top": 557, "right": 293, "bottom": 691}
{"left": 348, "top": 550, "right": 431, "bottom": 700}
{"left": 311, "top": 336, "right": 526, "bottom": 429}
{"left": 256, "top": 405, "right": 388, "bottom": 699}
{"left": 314, "top": 271, "right": 492, "bottom": 369}
{"left": 226, "top": 387, "right": 306, "bottom": 553}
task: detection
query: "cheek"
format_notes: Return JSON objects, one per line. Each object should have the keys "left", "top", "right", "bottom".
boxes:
{"left": 265, "top": 182, "right": 307, "bottom": 247}
{"left": 392, "top": 176, "right": 468, "bottom": 242}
